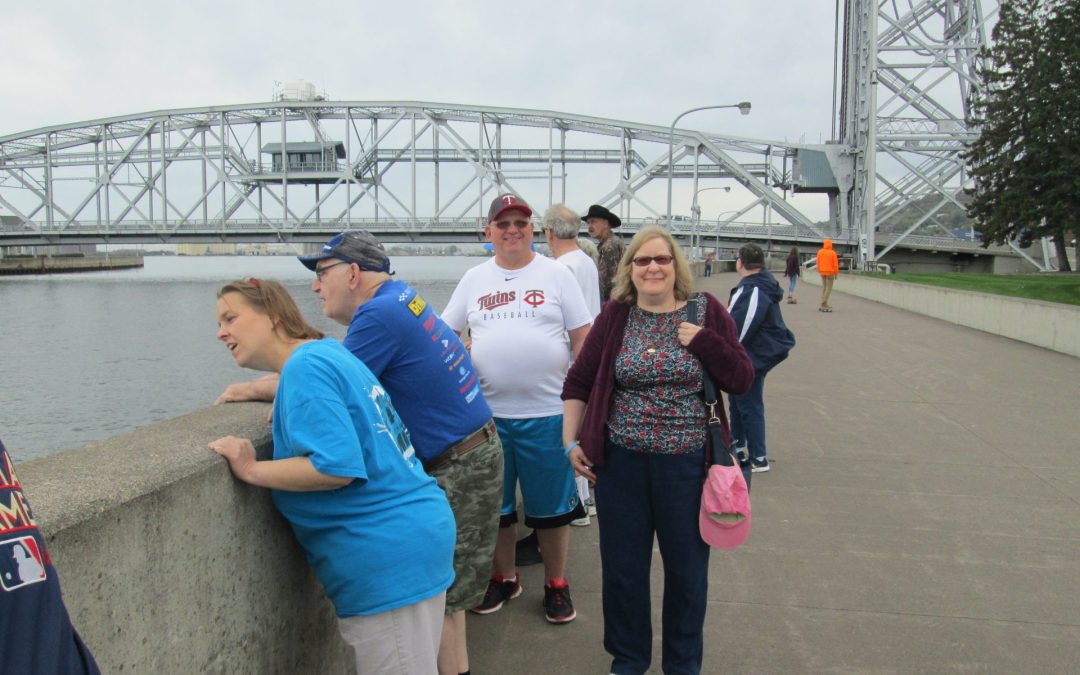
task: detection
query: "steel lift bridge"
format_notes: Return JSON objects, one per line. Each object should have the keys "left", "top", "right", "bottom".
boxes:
{"left": 0, "top": 1, "right": 1044, "bottom": 268}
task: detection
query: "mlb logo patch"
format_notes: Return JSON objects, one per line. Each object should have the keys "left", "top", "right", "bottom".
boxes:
{"left": 0, "top": 535, "right": 47, "bottom": 591}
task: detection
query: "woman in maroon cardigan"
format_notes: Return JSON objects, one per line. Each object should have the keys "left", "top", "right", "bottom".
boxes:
{"left": 561, "top": 226, "right": 753, "bottom": 675}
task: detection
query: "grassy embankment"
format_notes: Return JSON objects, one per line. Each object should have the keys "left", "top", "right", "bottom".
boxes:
{"left": 863, "top": 272, "right": 1080, "bottom": 306}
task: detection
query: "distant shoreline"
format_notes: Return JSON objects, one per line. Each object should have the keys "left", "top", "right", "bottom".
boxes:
{"left": 172, "top": 249, "right": 492, "bottom": 257}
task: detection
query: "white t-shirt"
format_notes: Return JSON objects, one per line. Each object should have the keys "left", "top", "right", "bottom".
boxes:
{"left": 557, "top": 248, "right": 602, "bottom": 319}
{"left": 442, "top": 254, "right": 593, "bottom": 417}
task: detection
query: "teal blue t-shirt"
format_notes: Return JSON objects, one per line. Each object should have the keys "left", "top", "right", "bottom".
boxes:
{"left": 271, "top": 339, "right": 455, "bottom": 616}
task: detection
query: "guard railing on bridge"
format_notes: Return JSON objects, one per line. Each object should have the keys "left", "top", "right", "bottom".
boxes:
{"left": 1, "top": 213, "right": 1003, "bottom": 254}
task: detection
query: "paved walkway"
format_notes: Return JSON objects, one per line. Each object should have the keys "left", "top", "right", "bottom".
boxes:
{"left": 468, "top": 272, "right": 1080, "bottom": 674}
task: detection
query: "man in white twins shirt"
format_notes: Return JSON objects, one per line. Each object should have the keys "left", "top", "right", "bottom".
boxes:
{"left": 442, "top": 193, "right": 592, "bottom": 625}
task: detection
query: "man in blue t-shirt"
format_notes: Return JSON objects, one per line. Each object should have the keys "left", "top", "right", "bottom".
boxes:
{"left": 217, "top": 231, "right": 502, "bottom": 675}
{"left": 0, "top": 438, "right": 101, "bottom": 674}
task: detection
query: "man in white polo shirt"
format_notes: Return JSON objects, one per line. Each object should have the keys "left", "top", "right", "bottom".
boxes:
{"left": 443, "top": 193, "right": 592, "bottom": 625}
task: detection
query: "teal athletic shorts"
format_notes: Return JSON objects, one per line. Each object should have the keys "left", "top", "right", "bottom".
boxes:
{"left": 495, "top": 415, "right": 585, "bottom": 529}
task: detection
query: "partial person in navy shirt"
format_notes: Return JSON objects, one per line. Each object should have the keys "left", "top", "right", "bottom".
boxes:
{"left": 216, "top": 232, "right": 502, "bottom": 675}
{"left": 0, "top": 438, "right": 100, "bottom": 675}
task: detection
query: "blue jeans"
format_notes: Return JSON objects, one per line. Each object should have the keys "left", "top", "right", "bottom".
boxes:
{"left": 595, "top": 441, "right": 710, "bottom": 675}
{"left": 729, "top": 369, "right": 767, "bottom": 461}
{"left": 787, "top": 275, "right": 798, "bottom": 293}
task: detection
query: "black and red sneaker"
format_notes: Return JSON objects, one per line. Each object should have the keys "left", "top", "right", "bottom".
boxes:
{"left": 543, "top": 579, "right": 577, "bottom": 624}
{"left": 471, "top": 574, "right": 523, "bottom": 615}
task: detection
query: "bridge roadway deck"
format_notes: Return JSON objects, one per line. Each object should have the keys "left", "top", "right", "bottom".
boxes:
{"left": 467, "top": 272, "right": 1080, "bottom": 674}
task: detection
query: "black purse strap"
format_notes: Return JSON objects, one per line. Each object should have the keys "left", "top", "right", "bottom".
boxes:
{"left": 686, "top": 297, "right": 733, "bottom": 468}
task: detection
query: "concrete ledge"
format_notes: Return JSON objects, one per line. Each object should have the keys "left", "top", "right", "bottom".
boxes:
{"left": 0, "top": 253, "right": 144, "bottom": 275}
{"left": 802, "top": 273, "right": 1080, "bottom": 357}
{"left": 690, "top": 260, "right": 736, "bottom": 276}
{"left": 18, "top": 404, "right": 353, "bottom": 674}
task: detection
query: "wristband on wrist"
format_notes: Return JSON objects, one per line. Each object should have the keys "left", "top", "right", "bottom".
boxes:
{"left": 563, "top": 440, "right": 579, "bottom": 457}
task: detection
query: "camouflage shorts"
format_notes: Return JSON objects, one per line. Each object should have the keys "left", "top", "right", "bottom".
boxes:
{"left": 429, "top": 427, "right": 504, "bottom": 613}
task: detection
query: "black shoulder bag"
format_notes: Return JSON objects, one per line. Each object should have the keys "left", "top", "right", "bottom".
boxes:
{"left": 686, "top": 296, "right": 752, "bottom": 492}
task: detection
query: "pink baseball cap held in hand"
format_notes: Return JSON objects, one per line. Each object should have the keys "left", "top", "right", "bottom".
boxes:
{"left": 699, "top": 464, "right": 751, "bottom": 549}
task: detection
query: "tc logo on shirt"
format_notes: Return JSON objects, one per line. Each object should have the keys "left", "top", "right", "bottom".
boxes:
{"left": 523, "top": 289, "right": 545, "bottom": 307}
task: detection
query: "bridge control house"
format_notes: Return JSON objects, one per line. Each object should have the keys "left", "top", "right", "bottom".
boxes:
{"left": 260, "top": 141, "right": 346, "bottom": 183}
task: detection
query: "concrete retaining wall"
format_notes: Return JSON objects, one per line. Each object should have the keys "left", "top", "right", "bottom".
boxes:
{"left": 802, "top": 273, "right": 1080, "bottom": 358}
{"left": 0, "top": 254, "right": 144, "bottom": 275}
{"left": 690, "top": 260, "right": 736, "bottom": 276}
{"left": 17, "top": 404, "right": 354, "bottom": 674}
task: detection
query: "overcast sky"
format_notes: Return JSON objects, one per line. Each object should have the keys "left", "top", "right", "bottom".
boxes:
{"left": 0, "top": 1, "right": 842, "bottom": 144}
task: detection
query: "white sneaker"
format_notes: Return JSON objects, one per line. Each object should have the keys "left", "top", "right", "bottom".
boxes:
{"left": 585, "top": 499, "right": 597, "bottom": 517}
{"left": 570, "top": 515, "right": 591, "bottom": 527}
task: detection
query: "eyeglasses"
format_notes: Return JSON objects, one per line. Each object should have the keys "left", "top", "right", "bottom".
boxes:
{"left": 314, "top": 261, "right": 349, "bottom": 280}
{"left": 631, "top": 255, "right": 674, "bottom": 267}
{"left": 493, "top": 219, "right": 531, "bottom": 230}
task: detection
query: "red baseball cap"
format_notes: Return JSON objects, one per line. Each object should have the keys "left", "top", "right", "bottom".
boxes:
{"left": 487, "top": 193, "right": 533, "bottom": 223}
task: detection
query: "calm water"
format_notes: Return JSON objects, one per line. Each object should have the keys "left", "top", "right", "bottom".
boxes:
{"left": 0, "top": 255, "right": 482, "bottom": 461}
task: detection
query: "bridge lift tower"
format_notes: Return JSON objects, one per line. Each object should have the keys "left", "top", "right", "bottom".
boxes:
{"left": 839, "top": 0, "right": 995, "bottom": 268}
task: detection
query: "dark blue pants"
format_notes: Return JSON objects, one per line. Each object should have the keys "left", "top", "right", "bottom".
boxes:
{"left": 595, "top": 441, "right": 710, "bottom": 675}
{"left": 729, "top": 369, "right": 767, "bottom": 461}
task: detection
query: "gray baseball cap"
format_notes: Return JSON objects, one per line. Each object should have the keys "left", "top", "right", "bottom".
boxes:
{"left": 297, "top": 230, "right": 391, "bottom": 273}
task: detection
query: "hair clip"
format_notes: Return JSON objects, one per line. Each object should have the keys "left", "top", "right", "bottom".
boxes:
{"left": 249, "top": 278, "right": 261, "bottom": 287}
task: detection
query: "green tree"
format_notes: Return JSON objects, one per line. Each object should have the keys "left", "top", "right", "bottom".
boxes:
{"left": 964, "top": 0, "right": 1079, "bottom": 271}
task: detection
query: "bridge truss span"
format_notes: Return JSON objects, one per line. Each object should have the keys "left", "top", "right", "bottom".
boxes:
{"left": 0, "top": 102, "right": 831, "bottom": 247}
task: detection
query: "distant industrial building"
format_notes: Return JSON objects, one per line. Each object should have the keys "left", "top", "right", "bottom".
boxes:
{"left": 177, "top": 243, "right": 237, "bottom": 256}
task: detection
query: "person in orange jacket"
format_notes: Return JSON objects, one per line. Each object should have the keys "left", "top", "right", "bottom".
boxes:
{"left": 816, "top": 239, "right": 839, "bottom": 312}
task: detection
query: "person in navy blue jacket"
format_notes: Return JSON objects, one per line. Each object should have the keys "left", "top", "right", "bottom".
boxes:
{"left": 727, "top": 244, "right": 796, "bottom": 473}
{"left": 0, "top": 438, "right": 100, "bottom": 674}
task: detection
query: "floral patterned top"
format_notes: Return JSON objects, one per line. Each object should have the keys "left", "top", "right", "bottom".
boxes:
{"left": 608, "top": 295, "right": 707, "bottom": 454}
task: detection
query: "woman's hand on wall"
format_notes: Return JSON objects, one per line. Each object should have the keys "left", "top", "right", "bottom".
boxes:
{"left": 209, "top": 435, "right": 257, "bottom": 483}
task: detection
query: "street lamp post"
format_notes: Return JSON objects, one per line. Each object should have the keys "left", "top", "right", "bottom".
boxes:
{"left": 666, "top": 102, "right": 751, "bottom": 228}
{"left": 690, "top": 186, "right": 731, "bottom": 258}
{"left": 713, "top": 209, "right": 742, "bottom": 255}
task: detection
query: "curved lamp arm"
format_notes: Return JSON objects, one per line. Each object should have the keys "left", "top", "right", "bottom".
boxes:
{"left": 666, "top": 102, "right": 751, "bottom": 228}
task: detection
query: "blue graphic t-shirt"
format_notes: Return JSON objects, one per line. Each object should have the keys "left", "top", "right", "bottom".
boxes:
{"left": 0, "top": 441, "right": 100, "bottom": 674}
{"left": 271, "top": 339, "right": 455, "bottom": 616}
{"left": 343, "top": 279, "right": 491, "bottom": 461}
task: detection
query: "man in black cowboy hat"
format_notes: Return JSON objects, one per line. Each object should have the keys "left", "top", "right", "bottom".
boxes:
{"left": 582, "top": 204, "right": 624, "bottom": 301}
